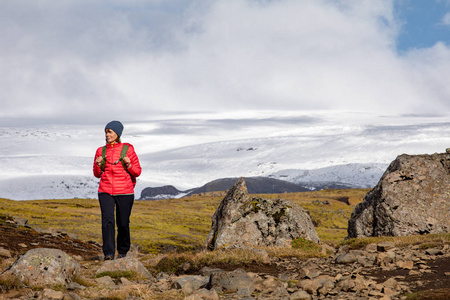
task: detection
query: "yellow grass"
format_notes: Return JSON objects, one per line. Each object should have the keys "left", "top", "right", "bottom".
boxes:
{"left": 4, "top": 188, "right": 448, "bottom": 256}
{"left": 0, "top": 189, "right": 368, "bottom": 253}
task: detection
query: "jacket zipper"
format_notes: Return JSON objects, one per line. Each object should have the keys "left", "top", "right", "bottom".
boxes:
{"left": 111, "top": 144, "right": 116, "bottom": 195}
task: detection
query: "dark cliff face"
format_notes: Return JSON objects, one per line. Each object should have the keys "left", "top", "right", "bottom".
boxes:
{"left": 193, "top": 177, "right": 310, "bottom": 194}
{"left": 140, "top": 185, "right": 183, "bottom": 199}
{"left": 348, "top": 153, "right": 450, "bottom": 238}
{"left": 139, "top": 177, "right": 311, "bottom": 200}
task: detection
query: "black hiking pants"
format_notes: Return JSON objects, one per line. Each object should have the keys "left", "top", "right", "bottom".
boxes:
{"left": 98, "top": 193, "right": 134, "bottom": 257}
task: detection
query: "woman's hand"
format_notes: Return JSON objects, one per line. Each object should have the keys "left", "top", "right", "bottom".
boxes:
{"left": 95, "top": 156, "right": 104, "bottom": 167}
{"left": 123, "top": 156, "right": 131, "bottom": 168}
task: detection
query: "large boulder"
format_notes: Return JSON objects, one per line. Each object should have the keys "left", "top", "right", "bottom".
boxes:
{"left": 348, "top": 153, "right": 450, "bottom": 238}
{"left": 206, "top": 178, "right": 319, "bottom": 250}
{"left": 4, "top": 248, "right": 80, "bottom": 287}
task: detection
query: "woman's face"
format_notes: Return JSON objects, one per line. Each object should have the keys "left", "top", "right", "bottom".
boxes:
{"left": 105, "top": 128, "right": 118, "bottom": 143}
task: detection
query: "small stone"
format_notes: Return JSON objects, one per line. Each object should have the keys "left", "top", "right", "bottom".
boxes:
{"left": 299, "top": 279, "right": 321, "bottom": 295}
{"left": 18, "top": 243, "right": 27, "bottom": 248}
{"left": 402, "top": 261, "right": 414, "bottom": 270}
{"left": 365, "top": 243, "right": 378, "bottom": 253}
{"left": 199, "top": 267, "right": 224, "bottom": 276}
{"left": 72, "top": 255, "right": 83, "bottom": 261}
{"left": 289, "top": 290, "right": 312, "bottom": 300}
{"left": 67, "top": 282, "right": 84, "bottom": 290}
{"left": 383, "top": 287, "right": 397, "bottom": 296}
{"left": 425, "top": 248, "right": 443, "bottom": 256}
{"left": 38, "top": 289, "right": 64, "bottom": 300}
{"left": 382, "top": 278, "right": 399, "bottom": 290}
{"left": 185, "top": 288, "right": 219, "bottom": 300}
{"left": 63, "top": 292, "right": 82, "bottom": 300}
{"left": 95, "top": 276, "right": 116, "bottom": 288}
{"left": 299, "top": 267, "right": 321, "bottom": 279}
{"left": 0, "top": 247, "right": 12, "bottom": 258}
{"left": 120, "top": 277, "right": 133, "bottom": 286}
{"left": 335, "top": 253, "right": 358, "bottom": 264}
{"left": 13, "top": 216, "right": 28, "bottom": 226}
{"left": 171, "top": 275, "right": 209, "bottom": 295}
{"left": 368, "top": 290, "right": 385, "bottom": 297}
{"left": 377, "top": 242, "right": 395, "bottom": 252}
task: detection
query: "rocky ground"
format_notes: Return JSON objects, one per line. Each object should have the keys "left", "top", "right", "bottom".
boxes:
{"left": 1, "top": 216, "right": 450, "bottom": 300}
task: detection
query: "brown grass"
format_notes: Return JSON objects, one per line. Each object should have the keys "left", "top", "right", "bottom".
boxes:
{"left": 0, "top": 189, "right": 368, "bottom": 253}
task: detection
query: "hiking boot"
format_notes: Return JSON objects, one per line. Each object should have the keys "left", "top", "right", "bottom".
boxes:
{"left": 117, "top": 253, "right": 127, "bottom": 259}
{"left": 104, "top": 254, "right": 114, "bottom": 261}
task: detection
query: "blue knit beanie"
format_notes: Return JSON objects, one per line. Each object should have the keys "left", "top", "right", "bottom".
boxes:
{"left": 105, "top": 120, "right": 124, "bottom": 137}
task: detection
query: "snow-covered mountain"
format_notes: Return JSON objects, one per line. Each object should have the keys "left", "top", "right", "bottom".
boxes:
{"left": 1, "top": 112, "right": 449, "bottom": 200}
{"left": 269, "top": 163, "right": 388, "bottom": 189}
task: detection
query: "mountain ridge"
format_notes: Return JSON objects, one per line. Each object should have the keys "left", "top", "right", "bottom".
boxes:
{"left": 139, "top": 162, "right": 386, "bottom": 200}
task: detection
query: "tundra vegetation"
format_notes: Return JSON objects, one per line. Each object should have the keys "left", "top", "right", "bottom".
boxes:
{"left": 0, "top": 189, "right": 369, "bottom": 253}
{"left": 1, "top": 189, "right": 449, "bottom": 299}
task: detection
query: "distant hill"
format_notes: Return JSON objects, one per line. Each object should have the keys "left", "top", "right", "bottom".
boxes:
{"left": 189, "top": 177, "right": 310, "bottom": 194}
{"left": 139, "top": 176, "right": 359, "bottom": 200}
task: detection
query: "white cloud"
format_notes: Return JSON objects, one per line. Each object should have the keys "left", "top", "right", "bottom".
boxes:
{"left": 443, "top": 12, "right": 450, "bottom": 26}
{"left": 1, "top": 0, "right": 450, "bottom": 123}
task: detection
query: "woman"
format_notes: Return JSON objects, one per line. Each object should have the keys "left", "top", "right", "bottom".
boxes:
{"left": 93, "top": 120, "right": 142, "bottom": 260}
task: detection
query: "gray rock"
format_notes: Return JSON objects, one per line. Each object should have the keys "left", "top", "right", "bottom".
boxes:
{"left": 96, "top": 256, "right": 154, "bottom": 280}
{"left": 37, "top": 289, "right": 64, "bottom": 300}
{"left": 205, "top": 178, "right": 319, "bottom": 250}
{"left": 95, "top": 275, "right": 116, "bottom": 288}
{"left": 335, "top": 253, "right": 358, "bottom": 264}
{"left": 348, "top": 153, "right": 450, "bottom": 238}
{"left": 270, "top": 285, "right": 290, "bottom": 298}
{"left": 290, "top": 290, "right": 312, "bottom": 300}
{"left": 66, "top": 281, "right": 84, "bottom": 290}
{"left": 382, "top": 278, "right": 399, "bottom": 290}
{"left": 299, "top": 279, "right": 321, "bottom": 295}
{"left": 299, "top": 267, "right": 322, "bottom": 279}
{"left": 7, "top": 248, "right": 80, "bottom": 287}
{"left": 260, "top": 275, "right": 284, "bottom": 293}
{"left": 0, "top": 247, "right": 12, "bottom": 258}
{"left": 425, "top": 248, "right": 443, "bottom": 256}
{"left": 209, "top": 268, "right": 255, "bottom": 294}
{"left": 171, "top": 275, "right": 209, "bottom": 295}
{"left": 185, "top": 288, "right": 219, "bottom": 300}
{"left": 365, "top": 243, "right": 378, "bottom": 253}
{"left": 13, "top": 216, "right": 28, "bottom": 226}
{"left": 337, "top": 279, "right": 356, "bottom": 293}
{"left": 62, "top": 292, "right": 82, "bottom": 300}
{"left": 199, "top": 267, "right": 224, "bottom": 276}
{"left": 316, "top": 275, "right": 336, "bottom": 295}
{"left": 377, "top": 242, "right": 396, "bottom": 252}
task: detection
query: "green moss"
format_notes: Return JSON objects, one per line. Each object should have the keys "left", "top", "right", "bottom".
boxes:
{"left": 272, "top": 208, "right": 286, "bottom": 225}
{"left": 251, "top": 201, "right": 260, "bottom": 213}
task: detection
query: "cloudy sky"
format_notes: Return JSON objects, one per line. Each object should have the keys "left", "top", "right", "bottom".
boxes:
{"left": 1, "top": 0, "right": 450, "bottom": 127}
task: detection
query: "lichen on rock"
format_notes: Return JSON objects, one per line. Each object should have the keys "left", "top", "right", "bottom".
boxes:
{"left": 5, "top": 248, "right": 80, "bottom": 287}
{"left": 205, "top": 177, "right": 319, "bottom": 250}
{"left": 348, "top": 152, "right": 450, "bottom": 238}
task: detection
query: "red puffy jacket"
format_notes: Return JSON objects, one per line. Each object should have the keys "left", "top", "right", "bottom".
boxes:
{"left": 93, "top": 142, "right": 142, "bottom": 195}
